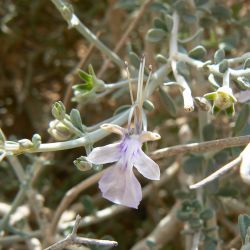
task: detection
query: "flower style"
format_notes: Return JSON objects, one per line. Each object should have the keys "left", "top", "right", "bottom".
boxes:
{"left": 87, "top": 123, "right": 161, "bottom": 209}
{"left": 204, "top": 86, "right": 237, "bottom": 116}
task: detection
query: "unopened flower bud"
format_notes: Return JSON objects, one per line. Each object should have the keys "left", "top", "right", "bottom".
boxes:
{"left": 48, "top": 120, "right": 73, "bottom": 141}
{"left": 194, "top": 97, "right": 211, "bottom": 111}
{"left": 52, "top": 101, "right": 66, "bottom": 121}
{"left": 32, "top": 134, "right": 41, "bottom": 149}
{"left": 18, "top": 139, "right": 33, "bottom": 149}
{"left": 74, "top": 156, "right": 92, "bottom": 171}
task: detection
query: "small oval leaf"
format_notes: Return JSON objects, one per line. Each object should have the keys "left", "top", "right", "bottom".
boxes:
{"left": 218, "top": 59, "right": 228, "bottom": 73}
{"left": 183, "top": 155, "right": 204, "bottom": 175}
{"left": 214, "top": 48, "right": 225, "bottom": 64}
{"left": 146, "top": 28, "right": 166, "bottom": 43}
{"left": 159, "top": 87, "right": 176, "bottom": 117}
{"left": 129, "top": 51, "right": 140, "bottom": 69}
{"left": 233, "top": 104, "right": 250, "bottom": 135}
{"left": 153, "top": 17, "right": 168, "bottom": 32}
{"left": 188, "top": 45, "right": 207, "bottom": 60}
{"left": 70, "top": 109, "right": 83, "bottom": 132}
{"left": 155, "top": 54, "right": 168, "bottom": 64}
{"left": 236, "top": 77, "right": 250, "bottom": 90}
{"left": 244, "top": 58, "right": 250, "bottom": 69}
{"left": 238, "top": 214, "right": 250, "bottom": 244}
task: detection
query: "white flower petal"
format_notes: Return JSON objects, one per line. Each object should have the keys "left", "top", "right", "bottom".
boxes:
{"left": 139, "top": 131, "right": 161, "bottom": 143}
{"left": 100, "top": 123, "right": 125, "bottom": 136}
{"left": 99, "top": 164, "right": 142, "bottom": 209}
{"left": 87, "top": 143, "right": 121, "bottom": 164}
{"left": 133, "top": 148, "right": 160, "bottom": 180}
{"left": 240, "top": 143, "right": 250, "bottom": 184}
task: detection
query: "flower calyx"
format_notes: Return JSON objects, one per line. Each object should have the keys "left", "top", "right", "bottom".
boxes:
{"left": 204, "top": 86, "right": 237, "bottom": 116}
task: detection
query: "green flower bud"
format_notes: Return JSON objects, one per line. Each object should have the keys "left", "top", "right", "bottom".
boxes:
{"left": 48, "top": 120, "right": 73, "bottom": 141}
{"left": 73, "top": 156, "right": 92, "bottom": 171}
{"left": 204, "top": 86, "right": 237, "bottom": 116}
{"left": 72, "top": 66, "right": 105, "bottom": 105}
{"left": 52, "top": 101, "right": 66, "bottom": 121}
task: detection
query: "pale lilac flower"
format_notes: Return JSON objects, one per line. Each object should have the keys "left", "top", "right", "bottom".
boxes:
{"left": 87, "top": 123, "right": 161, "bottom": 209}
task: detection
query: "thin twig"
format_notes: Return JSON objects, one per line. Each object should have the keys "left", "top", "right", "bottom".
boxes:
{"left": 191, "top": 231, "right": 201, "bottom": 250}
{"left": 0, "top": 230, "right": 41, "bottom": 245}
{"left": 2, "top": 109, "right": 130, "bottom": 155}
{"left": 49, "top": 170, "right": 104, "bottom": 235}
{"left": 0, "top": 185, "right": 27, "bottom": 231}
{"left": 97, "top": 0, "right": 153, "bottom": 77}
{"left": 45, "top": 215, "right": 117, "bottom": 250}
{"left": 189, "top": 156, "right": 242, "bottom": 189}
{"left": 50, "top": 0, "right": 124, "bottom": 68}
{"left": 150, "top": 135, "right": 250, "bottom": 160}
{"left": 225, "top": 235, "right": 241, "bottom": 249}
{"left": 175, "top": 52, "right": 250, "bottom": 78}
{"left": 63, "top": 32, "right": 101, "bottom": 108}
{"left": 170, "top": 11, "right": 194, "bottom": 112}
{"left": 131, "top": 202, "right": 182, "bottom": 250}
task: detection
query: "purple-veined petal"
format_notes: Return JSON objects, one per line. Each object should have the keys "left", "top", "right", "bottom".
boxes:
{"left": 87, "top": 142, "right": 121, "bottom": 164}
{"left": 99, "top": 163, "right": 142, "bottom": 209}
{"left": 133, "top": 148, "right": 160, "bottom": 180}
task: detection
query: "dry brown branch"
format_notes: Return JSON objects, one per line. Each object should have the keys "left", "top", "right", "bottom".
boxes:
{"left": 0, "top": 231, "right": 41, "bottom": 246}
{"left": 190, "top": 156, "right": 242, "bottom": 189}
{"left": 130, "top": 202, "right": 182, "bottom": 250}
{"left": 60, "top": 162, "right": 179, "bottom": 230}
{"left": 225, "top": 235, "right": 241, "bottom": 249}
{"left": 45, "top": 215, "right": 117, "bottom": 250}
{"left": 48, "top": 135, "right": 250, "bottom": 242}
{"left": 63, "top": 32, "right": 101, "bottom": 108}
{"left": 49, "top": 169, "right": 105, "bottom": 236}
{"left": 222, "top": 198, "right": 250, "bottom": 215}
{"left": 150, "top": 135, "right": 250, "bottom": 160}
{"left": 97, "top": 0, "right": 153, "bottom": 77}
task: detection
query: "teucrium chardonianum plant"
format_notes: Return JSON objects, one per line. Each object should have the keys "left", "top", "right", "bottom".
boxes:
{"left": 0, "top": 0, "right": 250, "bottom": 249}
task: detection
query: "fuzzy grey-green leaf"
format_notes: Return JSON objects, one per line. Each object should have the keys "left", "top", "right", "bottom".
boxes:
{"left": 153, "top": 17, "right": 168, "bottom": 32}
{"left": 159, "top": 87, "right": 176, "bottom": 117}
{"left": 244, "top": 58, "right": 250, "bottom": 69}
{"left": 214, "top": 49, "right": 225, "bottom": 64}
{"left": 233, "top": 104, "right": 250, "bottom": 135}
{"left": 129, "top": 52, "right": 140, "bottom": 69}
{"left": 70, "top": 109, "right": 83, "bottom": 132}
{"left": 238, "top": 214, "right": 250, "bottom": 244}
{"left": 146, "top": 28, "right": 166, "bottom": 43}
{"left": 155, "top": 54, "right": 168, "bottom": 64}
{"left": 188, "top": 45, "right": 207, "bottom": 60}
